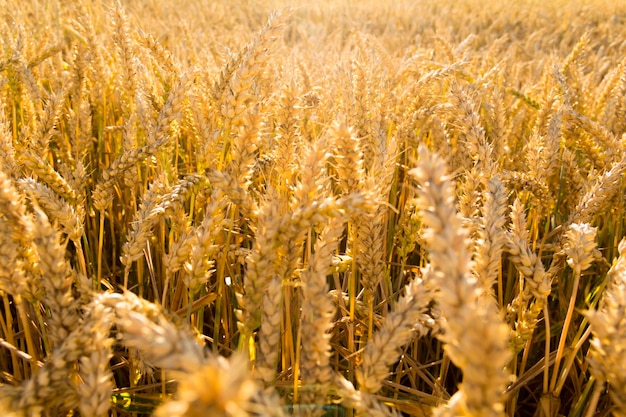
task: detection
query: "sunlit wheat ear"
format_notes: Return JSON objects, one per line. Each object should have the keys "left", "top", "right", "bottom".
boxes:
{"left": 179, "top": 194, "right": 228, "bottom": 294}
{"left": 121, "top": 174, "right": 204, "bottom": 269}
{"left": 75, "top": 301, "right": 115, "bottom": 417}
{"left": 524, "top": 107, "right": 561, "bottom": 214}
{"left": 568, "top": 156, "right": 626, "bottom": 225}
{"left": 563, "top": 223, "right": 600, "bottom": 275}
{"left": 356, "top": 272, "right": 431, "bottom": 394}
{"left": 206, "top": 169, "right": 260, "bottom": 220}
{"left": 586, "top": 238, "right": 626, "bottom": 416}
{"left": 255, "top": 275, "right": 282, "bottom": 385}
{"left": 100, "top": 291, "right": 285, "bottom": 417}
{"left": 563, "top": 106, "right": 623, "bottom": 166}
{"left": 19, "top": 149, "right": 78, "bottom": 204}
{"left": 395, "top": 198, "right": 422, "bottom": 265}
{"left": 154, "top": 353, "right": 285, "bottom": 417}
{"left": 273, "top": 80, "right": 302, "bottom": 194}
{"left": 299, "top": 218, "right": 344, "bottom": 413}
{"left": 18, "top": 178, "right": 84, "bottom": 245}
{"left": 354, "top": 133, "right": 397, "bottom": 302}
{"left": 450, "top": 82, "right": 497, "bottom": 178}
{"left": 92, "top": 71, "right": 194, "bottom": 212}
{"left": 410, "top": 145, "right": 512, "bottom": 417}
{"left": 229, "top": 111, "right": 264, "bottom": 191}
{"left": 111, "top": 0, "right": 140, "bottom": 110}
{"left": 0, "top": 112, "right": 19, "bottom": 177}
{"left": 220, "top": 8, "right": 293, "bottom": 127}
{"left": 505, "top": 197, "right": 551, "bottom": 352}
{"left": 100, "top": 292, "right": 205, "bottom": 373}
{"left": 472, "top": 175, "right": 507, "bottom": 297}
{"left": 335, "top": 373, "right": 400, "bottom": 417}
{"left": 120, "top": 174, "right": 169, "bottom": 268}
{"left": 140, "top": 31, "right": 179, "bottom": 77}
{"left": 330, "top": 120, "right": 365, "bottom": 195}
{"left": 3, "top": 292, "right": 116, "bottom": 415}
{"left": 0, "top": 169, "right": 40, "bottom": 300}
{"left": 32, "top": 209, "right": 81, "bottom": 348}
{"left": 0, "top": 218, "right": 27, "bottom": 298}
{"left": 239, "top": 180, "right": 369, "bottom": 343}
{"left": 356, "top": 175, "right": 390, "bottom": 317}
{"left": 237, "top": 197, "right": 281, "bottom": 342}
{"left": 506, "top": 198, "right": 550, "bottom": 300}
{"left": 256, "top": 172, "right": 358, "bottom": 386}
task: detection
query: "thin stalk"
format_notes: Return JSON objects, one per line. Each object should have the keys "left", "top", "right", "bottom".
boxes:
{"left": 294, "top": 309, "right": 302, "bottom": 405}
{"left": 294, "top": 228, "right": 314, "bottom": 404}
{"left": 213, "top": 206, "right": 235, "bottom": 353}
{"left": 550, "top": 268, "right": 581, "bottom": 393}
{"left": 283, "top": 284, "right": 295, "bottom": 374}
{"left": 33, "top": 303, "right": 50, "bottom": 359}
{"left": 497, "top": 266, "right": 504, "bottom": 309}
{"left": 507, "top": 355, "right": 518, "bottom": 414}
{"left": 435, "top": 353, "right": 450, "bottom": 399}
{"left": 582, "top": 377, "right": 603, "bottom": 417}
{"left": 555, "top": 325, "right": 592, "bottom": 396}
{"left": 543, "top": 303, "right": 551, "bottom": 394}
{"left": 348, "top": 221, "right": 357, "bottom": 388}
{"left": 138, "top": 261, "right": 145, "bottom": 299}
{"left": 161, "top": 274, "right": 171, "bottom": 307}
{"left": 349, "top": 223, "right": 357, "bottom": 323}
{"left": 366, "top": 291, "right": 374, "bottom": 342}
{"left": 15, "top": 295, "right": 38, "bottom": 375}
{"left": 347, "top": 223, "right": 358, "bottom": 417}
{"left": 75, "top": 239, "right": 88, "bottom": 277}
{"left": 1, "top": 294, "right": 22, "bottom": 380}
{"left": 98, "top": 209, "right": 105, "bottom": 290}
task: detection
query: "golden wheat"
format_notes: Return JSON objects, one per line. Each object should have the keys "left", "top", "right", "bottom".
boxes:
{"left": 2, "top": 1, "right": 626, "bottom": 416}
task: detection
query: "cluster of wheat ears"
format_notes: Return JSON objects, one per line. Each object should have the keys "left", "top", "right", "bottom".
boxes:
{"left": 1, "top": 0, "right": 626, "bottom": 416}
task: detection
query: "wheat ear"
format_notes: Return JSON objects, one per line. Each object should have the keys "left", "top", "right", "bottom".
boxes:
{"left": 298, "top": 218, "right": 345, "bottom": 414}
{"left": 586, "top": 238, "right": 626, "bottom": 416}
{"left": 410, "top": 145, "right": 512, "bottom": 417}
{"left": 335, "top": 373, "right": 400, "bottom": 417}
{"left": 356, "top": 271, "right": 431, "bottom": 394}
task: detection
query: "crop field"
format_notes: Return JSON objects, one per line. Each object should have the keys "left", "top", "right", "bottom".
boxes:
{"left": 1, "top": 0, "right": 626, "bottom": 416}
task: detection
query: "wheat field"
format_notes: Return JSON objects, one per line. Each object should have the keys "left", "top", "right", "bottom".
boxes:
{"left": 1, "top": 0, "right": 626, "bottom": 416}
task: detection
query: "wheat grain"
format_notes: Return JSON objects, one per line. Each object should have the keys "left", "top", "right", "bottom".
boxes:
{"left": 411, "top": 145, "right": 512, "bottom": 417}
